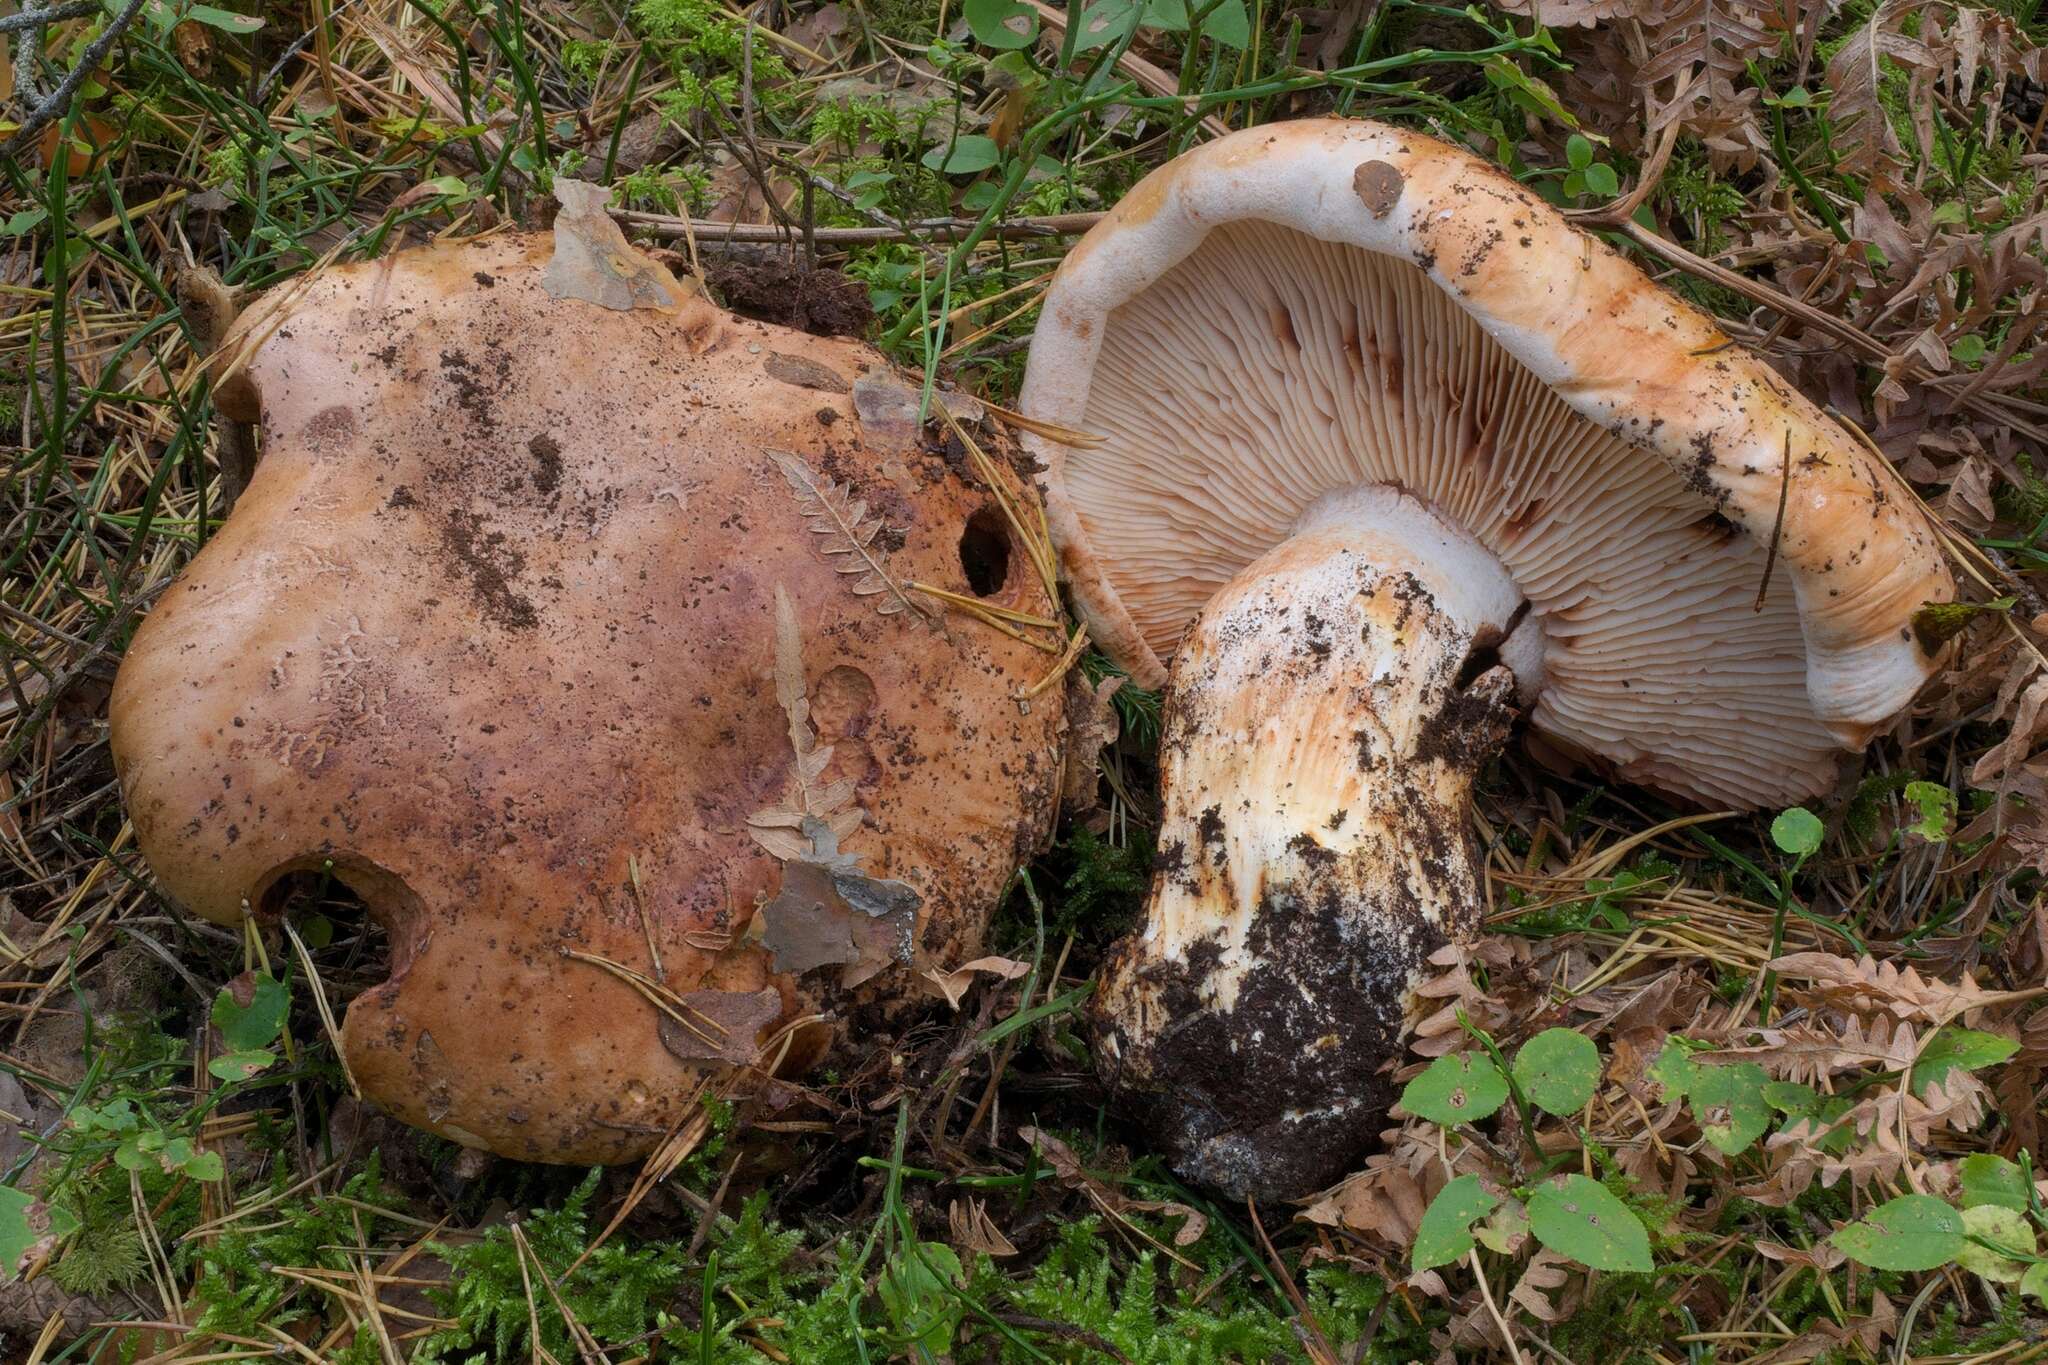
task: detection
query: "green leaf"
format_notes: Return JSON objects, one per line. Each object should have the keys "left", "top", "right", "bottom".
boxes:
{"left": 1771, "top": 807, "right": 1823, "bottom": 856}
{"left": 1526, "top": 1176, "right": 1652, "bottom": 1272}
{"left": 68, "top": 1098, "right": 139, "bottom": 1133}
{"left": 922, "top": 136, "right": 1001, "bottom": 174}
{"left": 213, "top": 972, "right": 289, "bottom": 1052}
{"left": 1951, "top": 334, "right": 1989, "bottom": 365}
{"left": 1475, "top": 1199, "right": 1530, "bottom": 1254}
{"left": 1141, "top": 0, "right": 1250, "bottom": 47}
{"left": 186, "top": 4, "right": 266, "bottom": 32}
{"left": 114, "top": 1132, "right": 161, "bottom": 1172}
{"left": 880, "top": 1242, "right": 963, "bottom": 1357}
{"left": 209, "top": 1049, "right": 278, "bottom": 1082}
{"left": 2021, "top": 1260, "right": 2048, "bottom": 1304}
{"left": 1831, "top": 1195, "right": 1964, "bottom": 1271}
{"left": 0, "top": 1187, "right": 77, "bottom": 1282}
{"left": 1565, "top": 134, "right": 1593, "bottom": 170}
{"left": 1690, "top": 1062, "right": 1772, "bottom": 1156}
{"left": 1648, "top": 1037, "right": 1700, "bottom": 1101}
{"left": 1480, "top": 55, "right": 1580, "bottom": 128}
{"left": 1512, "top": 1029, "right": 1600, "bottom": 1117}
{"left": 1413, "top": 1175, "right": 1499, "bottom": 1271}
{"left": 1902, "top": 781, "right": 1956, "bottom": 841}
{"left": 1071, "top": 0, "right": 1142, "bottom": 51}
{"left": 1958, "top": 1154, "right": 2031, "bottom": 1212}
{"left": 1959, "top": 1205, "right": 2035, "bottom": 1284}
{"left": 1912, "top": 1027, "right": 2018, "bottom": 1096}
{"left": 963, "top": 0, "right": 1040, "bottom": 50}
{"left": 1400, "top": 1053, "right": 1509, "bottom": 1126}
{"left": 1762, "top": 1081, "right": 1820, "bottom": 1115}
{"left": 1584, "top": 162, "right": 1619, "bottom": 198}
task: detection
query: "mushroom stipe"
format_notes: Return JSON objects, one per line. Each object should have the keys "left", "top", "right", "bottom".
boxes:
{"left": 1021, "top": 120, "right": 1956, "bottom": 1201}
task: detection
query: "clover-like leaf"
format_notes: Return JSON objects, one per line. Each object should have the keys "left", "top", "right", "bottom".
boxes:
{"left": 1771, "top": 807, "right": 1823, "bottom": 856}
{"left": 1831, "top": 1195, "right": 1964, "bottom": 1271}
{"left": 1512, "top": 1028, "right": 1600, "bottom": 1117}
{"left": 1959, "top": 1204, "right": 2035, "bottom": 1284}
{"left": 1526, "top": 1175, "right": 1652, "bottom": 1273}
{"left": 1958, "top": 1154, "right": 2031, "bottom": 1212}
{"left": 212, "top": 972, "right": 289, "bottom": 1052}
{"left": 1400, "top": 1053, "right": 1509, "bottom": 1127}
{"left": 1413, "top": 1174, "right": 1499, "bottom": 1272}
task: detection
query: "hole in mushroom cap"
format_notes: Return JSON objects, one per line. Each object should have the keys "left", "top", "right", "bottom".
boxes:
{"left": 250, "top": 853, "right": 422, "bottom": 995}
{"left": 958, "top": 505, "right": 1013, "bottom": 597}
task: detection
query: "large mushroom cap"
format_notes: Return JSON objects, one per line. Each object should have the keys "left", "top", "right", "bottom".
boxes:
{"left": 1022, "top": 118, "right": 1954, "bottom": 807}
{"left": 112, "top": 204, "right": 1063, "bottom": 1162}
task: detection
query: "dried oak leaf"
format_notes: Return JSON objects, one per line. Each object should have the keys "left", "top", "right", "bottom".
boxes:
{"left": 657, "top": 989, "right": 782, "bottom": 1065}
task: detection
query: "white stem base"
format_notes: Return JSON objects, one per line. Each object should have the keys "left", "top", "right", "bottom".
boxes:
{"left": 1091, "top": 485, "right": 1533, "bottom": 1200}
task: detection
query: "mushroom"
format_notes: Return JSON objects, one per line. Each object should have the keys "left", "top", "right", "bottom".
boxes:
{"left": 1017, "top": 120, "right": 1956, "bottom": 1201}
{"left": 111, "top": 185, "right": 1065, "bottom": 1163}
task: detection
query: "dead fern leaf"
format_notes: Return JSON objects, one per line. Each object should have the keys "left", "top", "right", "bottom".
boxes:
{"left": 1767, "top": 951, "right": 2000, "bottom": 1024}
{"left": 1824, "top": 0, "right": 1943, "bottom": 189}
{"left": 770, "top": 449, "right": 936, "bottom": 625}
{"left": 746, "top": 586, "right": 863, "bottom": 858}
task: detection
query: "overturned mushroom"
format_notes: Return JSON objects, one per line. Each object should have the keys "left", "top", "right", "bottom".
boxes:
{"left": 1018, "top": 120, "right": 1955, "bottom": 1201}
{"left": 112, "top": 186, "right": 1064, "bottom": 1163}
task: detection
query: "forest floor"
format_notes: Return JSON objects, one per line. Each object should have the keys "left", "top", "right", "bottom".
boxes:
{"left": 5, "top": 0, "right": 2048, "bottom": 1361}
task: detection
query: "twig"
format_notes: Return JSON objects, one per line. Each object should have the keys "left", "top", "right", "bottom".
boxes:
{"left": 613, "top": 207, "right": 1104, "bottom": 246}
{"left": 1754, "top": 429, "right": 1793, "bottom": 613}
{"left": 0, "top": 2, "right": 99, "bottom": 34}
{"left": 1468, "top": 1248, "right": 1529, "bottom": 1365}
{"left": 0, "top": 0, "right": 150, "bottom": 161}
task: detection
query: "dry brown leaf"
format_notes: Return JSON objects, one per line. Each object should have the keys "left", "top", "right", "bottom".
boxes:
{"left": 919, "top": 955, "right": 1031, "bottom": 1009}
{"left": 1767, "top": 952, "right": 2000, "bottom": 1024}
{"left": 948, "top": 1197, "right": 1020, "bottom": 1257}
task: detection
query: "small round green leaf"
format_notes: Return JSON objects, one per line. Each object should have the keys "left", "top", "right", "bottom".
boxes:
{"left": 1584, "top": 162, "right": 1620, "bottom": 198}
{"left": 212, "top": 972, "right": 289, "bottom": 1052}
{"left": 1512, "top": 1029, "right": 1601, "bottom": 1117}
{"left": 1412, "top": 1174, "right": 1499, "bottom": 1272}
{"left": 1770, "top": 807, "right": 1823, "bottom": 856}
{"left": 963, "top": 0, "right": 1040, "bottom": 50}
{"left": 1830, "top": 1195, "right": 1964, "bottom": 1271}
{"left": 1400, "top": 1053, "right": 1509, "bottom": 1127}
{"left": 1526, "top": 1175, "right": 1652, "bottom": 1272}
{"left": 1565, "top": 134, "right": 1594, "bottom": 170}
{"left": 1689, "top": 1061, "right": 1772, "bottom": 1156}
{"left": 2021, "top": 1259, "right": 2048, "bottom": 1304}
{"left": 1958, "top": 1154, "right": 2031, "bottom": 1212}
{"left": 1959, "top": 1204, "right": 2035, "bottom": 1284}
